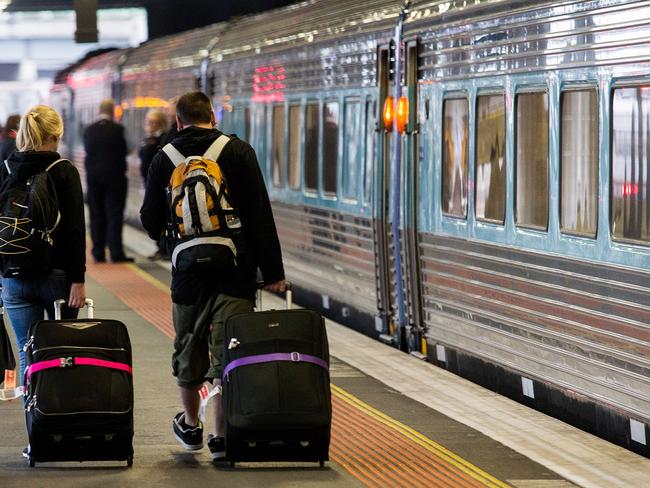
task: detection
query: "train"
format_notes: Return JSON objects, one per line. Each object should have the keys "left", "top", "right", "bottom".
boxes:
{"left": 50, "top": 0, "right": 650, "bottom": 457}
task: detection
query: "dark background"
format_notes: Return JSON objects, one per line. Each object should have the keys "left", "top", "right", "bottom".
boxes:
{"left": 7, "top": 0, "right": 302, "bottom": 39}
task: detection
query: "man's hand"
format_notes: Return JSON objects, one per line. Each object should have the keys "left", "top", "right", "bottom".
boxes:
{"left": 68, "top": 282, "right": 86, "bottom": 308}
{"left": 263, "top": 280, "right": 287, "bottom": 293}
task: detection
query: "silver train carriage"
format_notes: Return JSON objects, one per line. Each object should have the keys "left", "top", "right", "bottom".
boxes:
{"left": 52, "top": 0, "right": 650, "bottom": 457}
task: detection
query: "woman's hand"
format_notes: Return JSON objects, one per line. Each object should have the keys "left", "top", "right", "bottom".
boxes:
{"left": 68, "top": 282, "right": 86, "bottom": 308}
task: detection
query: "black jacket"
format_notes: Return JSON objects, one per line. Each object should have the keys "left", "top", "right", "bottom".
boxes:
{"left": 0, "top": 151, "right": 86, "bottom": 283}
{"left": 0, "top": 137, "right": 16, "bottom": 162}
{"left": 139, "top": 133, "right": 163, "bottom": 182}
{"left": 140, "top": 126, "right": 284, "bottom": 304}
{"left": 83, "top": 118, "right": 128, "bottom": 179}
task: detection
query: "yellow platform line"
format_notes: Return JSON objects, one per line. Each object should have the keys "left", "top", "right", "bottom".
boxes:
{"left": 331, "top": 383, "right": 509, "bottom": 488}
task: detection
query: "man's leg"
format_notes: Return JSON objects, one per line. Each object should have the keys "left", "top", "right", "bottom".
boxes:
{"left": 106, "top": 175, "right": 129, "bottom": 261}
{"left": 180, "top": 384, "right": 201, "bottom": 427}
{"left": 206, "top": 294, "right": 253, "bottom": 461}
{"left": 87, "top": 177, "right": 107, "bottom": 262}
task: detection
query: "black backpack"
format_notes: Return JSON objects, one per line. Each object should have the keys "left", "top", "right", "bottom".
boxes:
{"left": 0, "top": 159, "right": 65, "bottom": 278}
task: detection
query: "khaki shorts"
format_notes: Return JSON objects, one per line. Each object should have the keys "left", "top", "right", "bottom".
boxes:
{"left": 172, "top": 293, "right": 253, "bottom": 388}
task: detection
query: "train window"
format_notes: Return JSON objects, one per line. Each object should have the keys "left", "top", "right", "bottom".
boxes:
{"left": 442, "top": 98, "right": 469, "bottom": 218}
{"left": 611, "top": 87, "right": 650, "bottom": 243}
{"left": 323, "top": 101, "right": 339, "bottom": 196}
{"left": 304, "top": 102, "right": 319, "bottom": 192}
{"left": 475, "top": 94, "right": 506, "bottom": 224}
{"left": 560, "top": 89, "right": 598, "bottom": 237}
{"left": 271, "top": 104, "right": 286, "bottom": 188}
{"left": 244, "top": 107, "right": 251, "bottom": 142}
{"left": 363, "top": 98, "right": 376, "bottom": 205}
{"left": 516, "top": 92, "right": 548, "bottom": 229}
{"left": 343, "top": 99, "right": 361, "bottom": 200}
{"left": 288, "top": 104, "right": 301, "bottom": 190}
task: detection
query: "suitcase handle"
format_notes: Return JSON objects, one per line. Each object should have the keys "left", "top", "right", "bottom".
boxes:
{"left": 256, "top": 281, "right": 292, "bottom": 310}
{"left": 54, "top": 298, "right": 94, "bottom": 320}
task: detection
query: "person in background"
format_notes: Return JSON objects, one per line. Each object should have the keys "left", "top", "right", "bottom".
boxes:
{"left": 0, "top": 105, "right": 86, "bottom": 388}
{"left": 1, "top": 114, "right": 21, "bottom": 162}
{"left": 139, "top": 108, "right": 168, "bottom": 260}
{"left": 83, "top": 99, "right": 132, "bottom": 263}
{"left": 160, "top": 96, "right": 179, "bottom": 146}
{"left": 140, "top": 91, "right": 285, "bottom": 463}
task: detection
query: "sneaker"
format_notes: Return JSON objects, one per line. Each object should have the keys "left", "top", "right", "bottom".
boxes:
{"left": 172, "top": 412, "right": 203, "bottom": 450}
{"left": 207, "top": 434, "right": 226, "bottom": 462}
{"left": 22, "top": 445, "right": 30, "bottom": 459}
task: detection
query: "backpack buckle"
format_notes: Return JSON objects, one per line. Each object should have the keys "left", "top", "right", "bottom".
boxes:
{"left": 59, "top": 357, "right": 74, "bottom": 368}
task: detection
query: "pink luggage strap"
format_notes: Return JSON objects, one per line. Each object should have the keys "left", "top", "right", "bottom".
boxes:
{"left": 223, "top": 352, "right": 328, "bottom": 380}
{"left": 26, "top": 357, "right": 133, "bottom": 381}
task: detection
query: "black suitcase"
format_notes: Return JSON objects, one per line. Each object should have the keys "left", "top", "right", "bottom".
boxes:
{"left": 222, "top": 286, "right": 331, "bottom": 466}
{"left": 23, "top": 298, "right": 134, "bottom": 467}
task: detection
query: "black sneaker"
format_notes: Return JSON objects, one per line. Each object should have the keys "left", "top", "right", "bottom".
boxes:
{"left": 22, "top": 446, "right": 30, "bottom": 459}
{"left": 207, "top": 434, "right": 226, "bottom": 462}
{"left": 172, "top": 412, "right": 203, "bottom": 450}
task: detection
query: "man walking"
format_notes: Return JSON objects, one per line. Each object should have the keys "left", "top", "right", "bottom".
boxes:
{"left": 140, "top": 91, "right": 285, "bottom": 462}
{"left": 83, "top": 99, "right": 132, "bottom": 263}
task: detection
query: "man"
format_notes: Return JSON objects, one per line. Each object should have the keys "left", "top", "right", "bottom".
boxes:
{"left": 83, "top": 99, "right": 132, "bottom": 263}
{"left": 140, "top": 91, "right": 285, "bottom": 462}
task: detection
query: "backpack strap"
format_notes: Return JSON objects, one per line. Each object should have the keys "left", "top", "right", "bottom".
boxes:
{"left": 45, "top": 158, "right": 69, "bottom": 172}
{"left": 4, "top": 158, "right": 68, "bottom": 175}
{"left": 162, "top": 143, "right": 186, "bottom": 167}
{"left": 203, "top": 134, "right": 231, "bottom": 162}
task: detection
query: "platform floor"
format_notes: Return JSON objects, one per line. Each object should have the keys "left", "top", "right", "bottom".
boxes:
{"left": 0, "top": 226, "right": 648, "bottom": 487}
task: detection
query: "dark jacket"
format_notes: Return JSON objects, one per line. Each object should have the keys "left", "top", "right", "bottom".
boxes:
{"left": 83, "top": 118, "right": 128, "bottom": 179}
{"left": 0, "top": 137, "right": 16, "bottom": 162}
{"left": 0, "top": 151, "right": 86, "bottom": 282}
{"left": 140, "top": 126, "right": 284, "bottom": 304}
{"left": 139, "top": 132, "right": 163, "bottom": 182}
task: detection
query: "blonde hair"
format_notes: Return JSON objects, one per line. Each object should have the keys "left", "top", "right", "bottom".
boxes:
{"left": 146, "top": 109, "right": 168, "bottom": 133}
{"left": 16, "top": 105, "right": 64, "bottom": 152}
{"left": 99, "top": 99, "right": 115, "bottom": 117}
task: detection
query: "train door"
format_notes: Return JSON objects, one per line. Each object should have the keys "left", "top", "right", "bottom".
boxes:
{"left": 402, "top": 39, "right": 425, "bottom": 357}
{"left": 373, "top": 43, "right": 395, "bottom": 342}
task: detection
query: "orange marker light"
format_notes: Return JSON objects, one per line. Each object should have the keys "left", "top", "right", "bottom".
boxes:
{"left": 396, "top": 96, "right": 409, "bottom": 134}
{"left": 383, "top": 96, "right": 395, "bottom": 131}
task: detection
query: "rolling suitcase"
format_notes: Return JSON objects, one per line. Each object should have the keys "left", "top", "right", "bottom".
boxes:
{"left": 222, "top": 285, "right": 331, "bottom": 466}
{"left": 23, "top": 298, "right": 134, "bottom": 467}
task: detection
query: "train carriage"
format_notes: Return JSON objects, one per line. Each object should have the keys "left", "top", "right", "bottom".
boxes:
{"left": 53, "top": 0, "right": 650, "bottom": 457}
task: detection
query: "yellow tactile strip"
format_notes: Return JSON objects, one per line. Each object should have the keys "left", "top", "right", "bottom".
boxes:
{"left": 87, "top": 262, "right": 509, "bottom": 488}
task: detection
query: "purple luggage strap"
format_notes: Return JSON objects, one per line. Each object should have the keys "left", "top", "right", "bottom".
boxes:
{"left": 223, "top": 352, "right": 328, "bottom": 379}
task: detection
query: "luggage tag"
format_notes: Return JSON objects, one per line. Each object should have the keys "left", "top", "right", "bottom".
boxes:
{"left": 0, "top": 369, "right": 23, "bottom": 401}
{"left": 198, "top": 382, "right": 222, "bottom": 421}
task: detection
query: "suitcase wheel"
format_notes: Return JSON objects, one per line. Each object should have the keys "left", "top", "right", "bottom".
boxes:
{"left": 319, "top": 460, "right": 325, "bottom": 467}
{"left": 127, "top": 455, "right": 133, "bottom": 467}
{"left": 28, "top": 456, "right": 35, "bottom": 468}
{"left": 230, "top": 461, "right": 235, "bottom": 468}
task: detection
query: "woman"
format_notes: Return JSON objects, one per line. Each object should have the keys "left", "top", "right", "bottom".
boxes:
{"left": 1, "top": 114, "right": 20, "bottom": 162}
{"left": 0, "top": 105, "right": 86, "bottom": 383}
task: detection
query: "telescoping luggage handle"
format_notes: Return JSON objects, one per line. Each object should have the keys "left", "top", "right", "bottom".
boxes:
{"left": 54, "top": 298, "right": 94, "bottom": 320}
{"left": 256, "top": 281, "right": 292, "bottom": 311}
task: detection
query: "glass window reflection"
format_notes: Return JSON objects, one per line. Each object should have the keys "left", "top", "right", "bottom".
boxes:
{"left": 611, "top": 87, "right": 650, "bottom": 243}
{"left": 560, "top": 90, "right": 598, "bottom": 237}
{"left": 516, "top": 92, "right": 548, "bottom": 229}
{"left": 323, "top": 101, "right": 339, "bottom": 195}
{"left": 343, "top": 99, "right": 361, "bottom": 200}
{"left": 304, "top": 103, "right": 319, "bottom": 192}
{"left": 271, "top": 104, "right": 285, "bottom": 188}
{"left": 442, "top": 98, "right": 469, "bottom": 218}
{"left": 288, "top": 105, "right": 301, "bottom": 190}
{"left": 475, "top": 95, "right": 506, "bottom": 223}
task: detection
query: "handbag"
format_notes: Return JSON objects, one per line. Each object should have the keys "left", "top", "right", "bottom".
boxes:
{"left": 0, "top": 311, "right": 16, "bottom": 372}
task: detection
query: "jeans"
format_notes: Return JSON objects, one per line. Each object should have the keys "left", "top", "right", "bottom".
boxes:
{"left": 1, "top": 269, "right": 79, "bottom": 384}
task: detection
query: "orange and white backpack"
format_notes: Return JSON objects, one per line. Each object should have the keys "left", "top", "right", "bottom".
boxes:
{"left": 162, "top": 135, "right": 243, "bottom": 273}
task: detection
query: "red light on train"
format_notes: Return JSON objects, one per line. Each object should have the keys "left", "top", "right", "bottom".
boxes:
{"left": 383, "top": 96, "right": 395, "bottom": 131}
{"left": 396, "top": 96, "right": 409, "bottom": 134}
{"left": 622, "top": 183, "right": 639, "bottom": 197}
